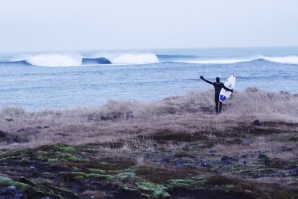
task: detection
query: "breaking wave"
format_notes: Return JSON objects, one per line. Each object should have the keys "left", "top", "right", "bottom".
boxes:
{"left": 2, "top": 53, "right": 159, "bottom": 67}
{"left": 1, "top": 53, "right": 298, "bottom": 67}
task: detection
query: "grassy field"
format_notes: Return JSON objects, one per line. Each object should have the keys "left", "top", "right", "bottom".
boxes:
{"left": 0, "top": 87, "right": 297, "bottom": 199}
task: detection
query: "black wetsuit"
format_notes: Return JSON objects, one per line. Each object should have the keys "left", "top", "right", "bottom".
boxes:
{"left": 201, "top": 78, "right": 232, "bottom": 113}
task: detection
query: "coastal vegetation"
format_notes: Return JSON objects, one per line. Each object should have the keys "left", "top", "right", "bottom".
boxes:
{"left": 0, "top": 87, "right": 297, "bottom": 199}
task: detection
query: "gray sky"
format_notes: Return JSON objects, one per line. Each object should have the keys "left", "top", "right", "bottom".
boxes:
{"left": 1, "top": 0, "right": 298, "bottom": 52}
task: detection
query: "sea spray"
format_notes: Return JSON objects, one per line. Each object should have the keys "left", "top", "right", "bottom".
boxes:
{"left": 26, "top": 53, "right": 82, "bottom": 67}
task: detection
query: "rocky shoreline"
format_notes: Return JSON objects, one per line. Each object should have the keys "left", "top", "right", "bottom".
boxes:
{"left": 0, "top": 114, "right": 298, "bottom": 199}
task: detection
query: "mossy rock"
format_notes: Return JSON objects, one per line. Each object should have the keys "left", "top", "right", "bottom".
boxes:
{"left": 0, "top": 149, "right": 29, "bottom": 159}
{"left": 169, "top": 177, "right": 207, "bottom": 187}
{"left": 137, "top": 182, "right": 171, "bottom": 199}
{"left": 88, "top": 168, "right": 106, "bottom": 173}
{"left": 87, "top": 174, "right": 113, "bottom": 180}
{"left": 0, "top": 176, "right": 29, "bottom": 191}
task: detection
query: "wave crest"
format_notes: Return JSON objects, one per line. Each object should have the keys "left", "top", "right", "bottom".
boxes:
{"left": 26, "top": 53, "right": 82, "bottom": 67}
{"left": 264, "top": 56, "right": 298, "bottom": 64}
{"left": 8, "top": 52, "right": 159, "bottom": 67}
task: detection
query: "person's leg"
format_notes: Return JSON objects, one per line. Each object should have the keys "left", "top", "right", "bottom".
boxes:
{"left": 219, "top": 102, "right": 222, "bottom": 113}
{"left": 215, "top": 95, "right": 219, "bottom": 113}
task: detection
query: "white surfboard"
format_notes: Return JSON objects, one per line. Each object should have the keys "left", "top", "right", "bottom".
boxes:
{"left": 219, "top": 74, "right": 236, "bottom": 102}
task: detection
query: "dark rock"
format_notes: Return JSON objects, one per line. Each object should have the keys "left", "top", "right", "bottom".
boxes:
{"left": 194, "top": 159, "right": 203, "bottom": 165}
{"left": 55, "top": 133, "right": 70, "bottom": 137}
{"left": 240, "top": 154, "right": 248, "bottom": 158}
{"left": 208, "top": 150, "right": 217, "bottom": 154}
{"left": 277, "top": 172, "right": 286, "bottom": 178}
{"left": 160, "top": 157, "right": 173, "bottom": 163}
{"left": 221, "top": 156, "right": 237, "bottom": 167}
{"left": 0, "top": 130, "right": 7, "bottom": 138}
{"left": 145, "top": 153, "right": 156, "bottom": 158}
{"left": 5, "top": 118, "right": 14, "bottom": 121}
{"left": 241, "top": 140, "right": 253, "bottom": 146}
{"left": 201, "top": 161, "right": 211, "bottom": 168}
{"left": 279, "top": 146, "right": 292, "bottom": 152}
{"left": 239, "top": 160, "right": 247, "bottom": 165}
{"left": 212, "top": 160, "right": 222, "bottom": 165}
{"left": 253, "top": 120, "right": 261, "bottom": 126}
{"left": 17, "top": 128, "right": 25, "bottom": 132}
{"left": 258, "top": 153, "right": 269, "bottom": 160}
{"left": 221, "top": 156, "right": 237, "bottom": 163}
{"left": 0, "top": 186, "right": 27, "bottom": 198}
{"left": 7, "top": 137, "right": 27, "bottom": 145}
{"left": 253, "top": 172, "right": 263, "bottom": 178}
{"left": 238, "top": 124, "right": 244, "bottom": 128}
{"left": 289, "top": 167, "right": 298, "bottom": 176}
{"left": 175, "top": 160, "right": 189, "bottom": 167}
{"left": 258, "top": 153, "right": 271, "bottom": 166}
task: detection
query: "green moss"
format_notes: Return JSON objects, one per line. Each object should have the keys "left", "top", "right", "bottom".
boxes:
{"left": 115, "top": 170, "right": 136, "bottom": 182}
{"left": 0, "top": 177, "right": 29, "bottom": 191}
{"left": 123, "top": 184, "right": 137, "bottom": 192}
{"left": 72, "top": 166, "right": 79, "bottom": 171}
{"left": 0, "top": 149, "right": 29, "bottom": 160}
{"left": 57, "top": 153, "right": 86, "bottom": 162}
{"left": 73, "top": 172, "right": 88, "bottom": 178}
{"left": 169, "top": 177, "right": 207, "bottom": 187}
{"left": 87, "top": 174, "right": 113, "bottom": 180}
{"left": 137, "top": 182, "right": 170, "bottom": 199}
{"left": 0, "top": 176, "right": 12, "bottom": 186}
{"left": 88, "top": 168, "right": 106, "bottom": 173}
{"left": 74, "top": 176, "right": 86, "bottom": 180}
{"left": 53, "top": 143, "right": 76, "bottom": 153}
{"left": 12, "top": 182, "right": 29, "bottom": 191}
{"left": 48, "top": 158, "right": 59, "bottom": 162}
{"left": 226, "top": 184, "right": 235, "bottom": 188}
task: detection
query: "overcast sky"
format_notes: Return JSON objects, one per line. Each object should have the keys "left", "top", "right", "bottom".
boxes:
{"left": 1, "top": 0, "right": 298, "bottom": 52}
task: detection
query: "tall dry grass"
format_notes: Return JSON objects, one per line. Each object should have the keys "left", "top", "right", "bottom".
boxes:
{"left": 0, "top": 87, "right": 297, "bottom": 150}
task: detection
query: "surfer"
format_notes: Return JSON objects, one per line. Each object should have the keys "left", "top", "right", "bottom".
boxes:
{"left": 200, "top": 76, "right": 233, "bottom": 114}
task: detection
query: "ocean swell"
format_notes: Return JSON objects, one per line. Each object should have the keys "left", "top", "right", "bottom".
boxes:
{"left": 175, "top": 55, "right": 298, "bottom": 65}
{"left": 112, "top": 53, "right": 159, "bottom": 64}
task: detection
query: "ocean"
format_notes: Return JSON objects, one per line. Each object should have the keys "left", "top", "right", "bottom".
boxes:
{"left": 0, "top": 47, "right": 298, "bottom": 111}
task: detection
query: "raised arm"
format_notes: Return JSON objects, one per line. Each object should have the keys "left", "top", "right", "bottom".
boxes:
{"left": 223, "top": 84, "right": 233, "bottom": 92}
{"left": 200, "top": 76, "right": 213, "bottom": 85}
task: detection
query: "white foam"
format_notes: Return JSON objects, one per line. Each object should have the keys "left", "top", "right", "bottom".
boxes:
{"left": 112, "top": 53, "right": 159, "bottom": 64}
{"left": 25, "top": 53, "right": 82, "bottom": 67}
{"left": 263, "top": 56, "right": 298, "bottom": 64}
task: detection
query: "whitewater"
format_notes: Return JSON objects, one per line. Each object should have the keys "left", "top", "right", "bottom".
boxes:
{"left": 0, "top": 47, "right": 298, "bottom": 110}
